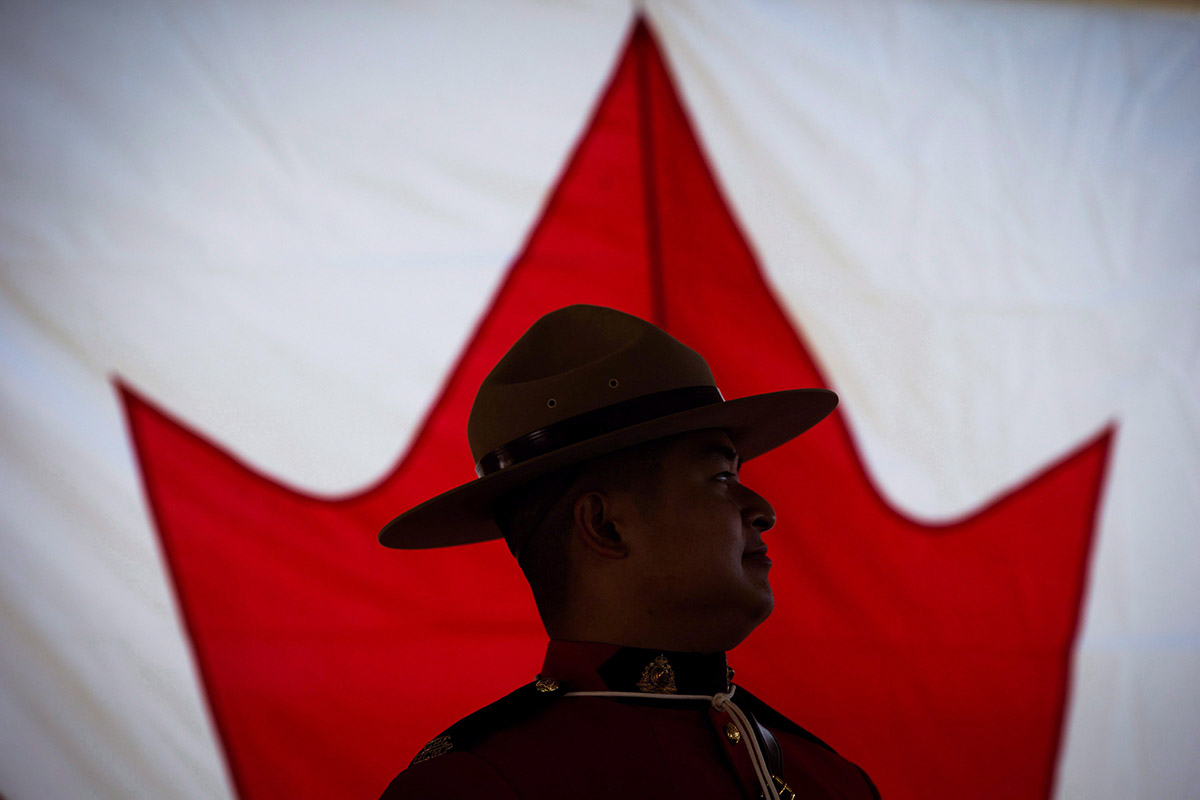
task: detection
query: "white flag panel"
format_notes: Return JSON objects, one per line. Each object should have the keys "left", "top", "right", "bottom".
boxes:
{"left": 1, "top": 2, "right": 1196, "bottom": 798}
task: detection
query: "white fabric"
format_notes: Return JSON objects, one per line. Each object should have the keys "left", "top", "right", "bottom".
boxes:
{"left": 1, "top": 1, "right": 1197, "bottom": 798}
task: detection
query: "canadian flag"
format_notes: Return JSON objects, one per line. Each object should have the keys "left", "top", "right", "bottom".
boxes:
{"left": 1, "top": 4, "right": 1196, "bottom": 800}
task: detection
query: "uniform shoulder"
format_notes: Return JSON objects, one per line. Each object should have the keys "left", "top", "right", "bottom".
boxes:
{"left": 378, "top": 750, "right": 521, "bottom": 799}
{"left": 378, "top": 678, "right": 565, "bottom": 798}
{"left": 735, "top": 685, "right": 882, "bottom": 799}
{"left": 411, "top": 679, "right": 564, "bottom": 764}
{"left": 734, "top": 685, "right": 840, "bottom": 754}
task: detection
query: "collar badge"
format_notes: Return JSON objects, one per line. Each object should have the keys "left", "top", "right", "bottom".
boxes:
{"left": 637, "top": 654, "right": 678, "bottom": 694}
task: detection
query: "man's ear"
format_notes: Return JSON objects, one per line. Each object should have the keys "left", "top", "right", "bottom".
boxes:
{"left": 572, "top": 491, "right": 628, "bottom": 559}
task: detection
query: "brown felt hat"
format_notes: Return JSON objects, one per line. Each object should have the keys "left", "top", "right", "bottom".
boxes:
{"left": 378, "top": 304, "right": 837, "bottom": 550}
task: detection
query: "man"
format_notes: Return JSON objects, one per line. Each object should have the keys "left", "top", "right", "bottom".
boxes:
{"left": 378, "top": 304, "right": 879, "bottom": 799}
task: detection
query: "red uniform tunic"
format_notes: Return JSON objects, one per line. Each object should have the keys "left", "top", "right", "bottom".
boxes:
{"left": 380, "top": 641, "right": 879, "bottom": 799}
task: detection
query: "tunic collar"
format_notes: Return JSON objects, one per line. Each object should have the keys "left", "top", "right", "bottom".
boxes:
{"left": 540, "top": 640, "right": 733, "bottom": 695}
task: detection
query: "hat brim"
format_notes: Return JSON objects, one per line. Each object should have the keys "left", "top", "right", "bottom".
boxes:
{"left": 378, "top": 387, "right": 837, "bottom": 549}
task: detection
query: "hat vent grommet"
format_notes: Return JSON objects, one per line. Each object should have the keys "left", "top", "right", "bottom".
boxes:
{"left": 546, "top": 398, "right": 556, "bottom": 408}
{"left": 608, "top": 378, "right": 619, "bottom": 388}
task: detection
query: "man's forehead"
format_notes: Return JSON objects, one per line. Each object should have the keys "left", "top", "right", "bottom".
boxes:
{"left": 669, "top": 428, "right": 739, "bottom": 464}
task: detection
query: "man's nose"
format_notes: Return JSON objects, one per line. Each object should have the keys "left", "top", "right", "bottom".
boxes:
{"left": 740, "top": 485, "right": 776, "bottom": 533}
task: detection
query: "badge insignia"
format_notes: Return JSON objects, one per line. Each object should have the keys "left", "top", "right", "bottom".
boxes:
{"left": 636, "top": 654, "right": 678, "bottom": 694}
{"left": 410, "top": 734, "right": 453, "bottom": 765}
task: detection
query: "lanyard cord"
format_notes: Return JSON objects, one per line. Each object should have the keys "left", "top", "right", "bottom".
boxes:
{"left": 562, "top": 686, "right": 782, "bottom": 800}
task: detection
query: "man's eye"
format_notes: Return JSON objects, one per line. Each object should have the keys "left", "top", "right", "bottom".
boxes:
{"left": 715, "top": 472, "right": 738, "bottom": 483}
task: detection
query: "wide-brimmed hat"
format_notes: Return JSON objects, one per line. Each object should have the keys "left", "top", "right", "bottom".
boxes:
{"left": 379, "top": 304, "right": 836, "bottom": 550}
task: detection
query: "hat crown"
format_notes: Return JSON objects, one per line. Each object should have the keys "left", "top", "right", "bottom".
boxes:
{"left": 467, "top": 305, "right": 716, "bottom": 463}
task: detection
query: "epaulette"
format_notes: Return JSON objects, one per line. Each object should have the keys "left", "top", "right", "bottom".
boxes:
{"left": 409, "top": 676, "right": 566, "bottom": 766}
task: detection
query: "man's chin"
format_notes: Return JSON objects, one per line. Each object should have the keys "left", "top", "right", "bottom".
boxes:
{"left": 734, "top": 590, "right": 774, "bottom": 644}
{"left": 747, "top": 576, "right": 774, "bottom": 618}
{"left": 755, "top": 592, "right": 775, "bottom": 626}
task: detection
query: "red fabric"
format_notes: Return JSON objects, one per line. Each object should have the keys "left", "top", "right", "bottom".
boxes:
{"left": 121, "top": 19, "right": 1113, "bottom": 800}
{"left": 384, "top": 701, "right": 868, "bottom": 800}
{"left": 383, "top": 641, "right": 875, "bottom": 799}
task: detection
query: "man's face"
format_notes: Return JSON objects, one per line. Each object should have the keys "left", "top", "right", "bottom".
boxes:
{"left": 618, "top": 428, "right": 777, "bottom": 650}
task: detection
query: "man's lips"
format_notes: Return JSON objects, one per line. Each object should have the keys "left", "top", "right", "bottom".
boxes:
{"left": 743, "top": 546, "right": 771, "bottom": 566}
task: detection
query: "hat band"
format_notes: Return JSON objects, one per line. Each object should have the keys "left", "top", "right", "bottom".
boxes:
{"left": 475, "top": 385, "right": 724, "bottom": 478}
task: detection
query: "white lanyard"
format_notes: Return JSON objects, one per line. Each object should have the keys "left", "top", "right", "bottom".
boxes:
{"left": 563, "top": 685, "right": 782, "bottom": 800}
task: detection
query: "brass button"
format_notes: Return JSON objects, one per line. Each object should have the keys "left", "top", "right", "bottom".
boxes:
{"left": 534, "top": 676, "right": 560, "bottom": 693}
{"left": 725, "top": 722, "right": 741, "bottom": 744}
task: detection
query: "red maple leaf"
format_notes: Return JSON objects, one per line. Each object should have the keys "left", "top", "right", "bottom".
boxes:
{"left": 121, "top": 20, "right": 1112, "bottom": 800}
